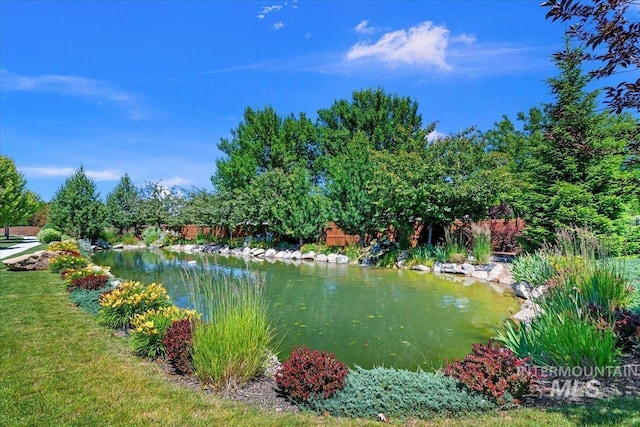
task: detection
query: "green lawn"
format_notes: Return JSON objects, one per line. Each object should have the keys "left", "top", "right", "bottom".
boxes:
{"left": 1, "top": 245, "right": 639, "bottom": 426}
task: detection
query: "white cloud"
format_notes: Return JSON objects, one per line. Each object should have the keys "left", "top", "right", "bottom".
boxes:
{"left": 426, "top": 130, "right": 446, "bottom": 142}
{"left": 19, "top": 166, "right": 121, "bottom": 181}
{"left": 354, "top": 20, "right": 381, "bottom": 35}
{"left": 346, "top": 21, "right": 474, "bottom": 71}
{"left": 0, "top": 69, "right": 150, "bottom": 120}
{"left": 271, "top": 22, "right": 285, "bottom": 30}
{"left": 257, "top": 4, "right": 282, "bottom": 19}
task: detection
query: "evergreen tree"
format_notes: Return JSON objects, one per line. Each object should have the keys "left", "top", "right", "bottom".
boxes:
{"left": 48, "top": 167, "right": 105, "bottom": 241}
{"left": 0, "top": 156, "right": 42, "bottom": 238}
{"left": 105, "top": 174, "right": 142, "bottom": 235}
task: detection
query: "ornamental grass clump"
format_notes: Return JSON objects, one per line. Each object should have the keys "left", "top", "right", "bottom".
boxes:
{"left": 306, "top": 366, "right": 494, "bottom": 420}
{"left": 442, "top": 341, "right": 538, "bottom": 406}
{"left": 511, "top": 251, "right": 555, "bottom": 286}
{"left": 98, "top": 281, "right": 171, "bottom": 329}
{"left": 129, "top": 306, "right": 199, "bottom": 359}
{"left": 471, "top": 223, "right": 492, "bottom": 265}
{"left": 186, "top": 268, "right": 274, "bottom": 392}
{"left": 275, "top": 345, "right": 348, "bottom": 401}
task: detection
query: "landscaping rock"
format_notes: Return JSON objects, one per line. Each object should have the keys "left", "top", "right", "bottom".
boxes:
{"left": 433, "top": 262, "right": 443, "bottom": 273}
{"left": 513, "top": 308, "right": 538, "bottom": 322}
{"left": 512, "top": 281, "right": 533, "bottom": 299}
{"left": 274, "top": 251, "right": 285, "bottom": 258}
{"left": 301, "top": 251, "right": 316, "bottom": 260}
{"left": 471, "top": 270, "right": 489, "bottom": 280}
{"left": 327, "top": 253, "right": 338, "bottom": 263}
{"left": 316, "top": 254, "right": 328, "bottom": 262}
{"left": 264, "top": 248, "right": 277, "bottom": 258}
{"left": 412, "top": 264, "right": 431, "bottom": 272}
{"left": 487, "top": 263, "right": 504, "bottom": 282}
{"left": 251, "top": 248, "right": 265, "bottom": 257}
{"left": 441, "top": 263, "right": 457, "bottom": 274}
{"left": 461, "top": 263, "right": 475, "bottom": 275}
{"left": 290, "top": 250, "right": 302, "bottom": 260}
{"left": 336, "top": 254, "right": 349, "bottom": 264}
{"left": 112, "top": 243, "right": 124, "bottom": 249}
{"left": 3, "top": 250, "right": 54, "bottom": 271}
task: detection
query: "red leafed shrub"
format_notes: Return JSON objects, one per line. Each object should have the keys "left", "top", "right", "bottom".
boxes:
{"left": 162, "top": 319, "right": 194, "bottom": 375}
{"left": 68, "top": 274, "right": 109, "bottom": 292}
{"left": 442, "top": 341, "right": 538, "bottom": 405}
{"left": 275, "top": 346, "right": 349, "bottom": 401}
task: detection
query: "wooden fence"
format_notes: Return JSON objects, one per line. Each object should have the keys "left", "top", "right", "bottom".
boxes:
{"left": 7, "top": 226, "right": 42, "bottom": 236}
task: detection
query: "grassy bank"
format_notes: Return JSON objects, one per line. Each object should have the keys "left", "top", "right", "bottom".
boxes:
{"left": 1, "top": 246, "right": 639, "bottom": 426}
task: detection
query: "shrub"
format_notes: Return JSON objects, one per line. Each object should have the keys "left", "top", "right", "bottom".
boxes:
{"left": 163, "top": 319, "right": 195, "bottom": 375}
{"left": 188, "top": 269, "right": 274, "bottom": 391}
{"left": 341, "top": 244, "right": 361, "bottom": 261}
{"left": 142, "top": 225, "right": 162, "bottom": 246}
{"left": 121, "top": 232, "right": 137, "bottom": 245}
{"left": 67, "top": 274, "right": 109, "bottom": 292}
{"left": 442, "top": 341, "right": 537, "bottom": 405}
{"left": 48, "top": 240, "right": 80, "bottom": 253}
{"left": 98, "top": 281, "right": 171, "bottom": 329}
{"left": 275, "top": 346, "right": 348, "bottom": 401}
{"left": 130, "top": 306, "right": 199, "bottom": 359}
{"left": 376, "top": 246, "right": 399, "bottom": 268}
{"left": 511, "top": 251, "right": 555, "bottom": 286}
{"left": 69, "top": 286, "right": 112, "bottom": 316}
{"left": 37, "top": 227, "right": 61, "bottom": 243}
{"left": 48, "top": 252, "right": 88, "bottom": 273}
{"left": 306, "top": 366, "right": 494, "bottom": 420}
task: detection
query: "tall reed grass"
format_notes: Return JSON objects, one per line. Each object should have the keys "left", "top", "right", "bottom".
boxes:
{"left": 471, "top": 223, "right": 492, "bottom": 265}
{"left": 183, "top": 265, "right": 275, "bottom": 392}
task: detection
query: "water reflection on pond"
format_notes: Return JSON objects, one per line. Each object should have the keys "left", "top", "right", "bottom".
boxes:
{"left": 93, "top": 249, "right": 519, "bottom": 370}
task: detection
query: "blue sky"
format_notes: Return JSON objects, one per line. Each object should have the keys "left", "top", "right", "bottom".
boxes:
{"left": 1, "top": 0, "right": 574, "bottom": 202}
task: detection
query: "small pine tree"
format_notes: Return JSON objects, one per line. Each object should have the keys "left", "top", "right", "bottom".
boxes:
{"left": 48, "top": 166, "right": 105, "bottom": 241}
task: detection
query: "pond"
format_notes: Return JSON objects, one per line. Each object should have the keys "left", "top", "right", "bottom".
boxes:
{"left": 93, "top": 249, "right": 519, "bottom": 370}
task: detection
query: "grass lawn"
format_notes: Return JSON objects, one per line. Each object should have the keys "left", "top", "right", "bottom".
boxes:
{"left": 1, "top": 245, "right": 639, "bottom": 426}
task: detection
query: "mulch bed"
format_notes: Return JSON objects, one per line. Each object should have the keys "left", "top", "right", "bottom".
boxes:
{"left": 151, "top": 350, "right": 640, "bottom": 415}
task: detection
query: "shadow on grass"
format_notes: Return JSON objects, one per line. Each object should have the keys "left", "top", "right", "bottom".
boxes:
{"left": 546, "top": 397, "right": 640, "bottom": 426}
{"left": 0, "top": 236, "right": 25, "bottom": 250}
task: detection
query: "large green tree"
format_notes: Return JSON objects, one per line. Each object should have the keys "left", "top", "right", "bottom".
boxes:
{"left": 105, "top": 174, "right": 142, "bottom": 235}
{"left": 0, "top": 156, "right": 41, "bottom": 238}
{"left": 317, "top": 87, "right": 432, "bottom": 157}
{"left": 488, "top": 45, "right": 639, "bottom": 248}
{"left": 48, "top": 167, "right": 105, "bottom": 241}
{"left": 138, "top": 181, "right": 184, "bottom": 229}
{"left": 213, "top": 106, "right": 319, "bottom": 192}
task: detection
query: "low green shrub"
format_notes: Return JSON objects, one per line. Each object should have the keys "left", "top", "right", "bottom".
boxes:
{"left": 69, "top": 286, "right": 112, "bottom": 316}
{"left": 142, "top": 226, "right": 162, "bottom": 246}
{"left": 275, "top": 346, "right": 348, "bottom": 401}
{"left": 37, "top": 227, "right": 61, "bottom": 243}
{"left": 130, "top": 306, "right": 199, "bottom": 359}
{"left": 341, "top": 244, "right": 361, "bottom": 261}
{"left": 306, "top": 366, "right": 494, "bottom": 420}
{"left": 121, "top": 232, "right": 137, "bottom": 245}
{"left": 97, "top": 281, "right": 171, "bottom": 329}
{"left": 48, "top": 252, "right": 88, "bottom": 274}
{"left": 163, "top": 319, "right": 195, "bottom": 375}
{"left": 442, "top": 341, "right": 537, "bottom": 405}
{"left": 377, "top": 246, "right": 399, "bottom": 268}
{"left": 511, "top": 251, "right": 555, "bottom": 286}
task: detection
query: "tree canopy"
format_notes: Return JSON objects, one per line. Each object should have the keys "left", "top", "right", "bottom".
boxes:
{"left": 0, "top": 156, "right": 41, "bottom": 238}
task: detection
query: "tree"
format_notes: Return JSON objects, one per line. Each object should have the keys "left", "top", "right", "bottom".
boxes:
{"left": 48, "top": 167, "right": 105, "bottom": 241}
{"left": 213, "top": 106, "right": 320, "bottom": 192}
{"left": 317, "top": 87, "right": 433, "bottom": 158}
{"left": 105, "top": 174, "right": 142, "bottom": 235}
{"left": 257, "top": 168, "right": 329, "bottom": 245}
{"left": 138, "top": 181, "right": 184, "bottom": 229}
{"left": 542, "top": 0, "right": 640, "bottom": 113}
{"left": 325, "top": 133, "right": 382, "bottom": 245}
{"left": 0, "top": 156, "right": 41, "bottom": 238}
{"left": 488, "top": 44, "right": 639, "bottom": 248}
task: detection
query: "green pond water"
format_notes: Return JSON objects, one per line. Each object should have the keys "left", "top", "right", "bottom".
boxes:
{"left": 93, "top": 249, "right": 519, "bottom": 370}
